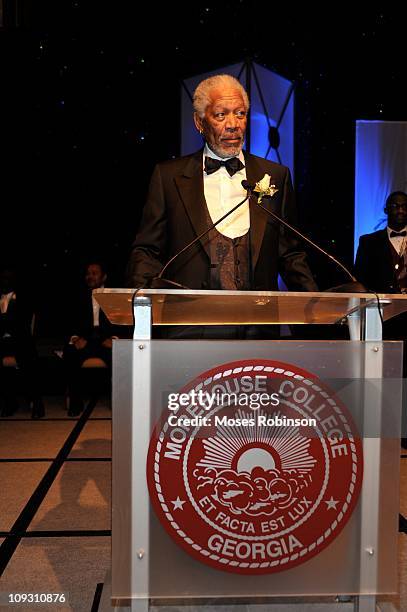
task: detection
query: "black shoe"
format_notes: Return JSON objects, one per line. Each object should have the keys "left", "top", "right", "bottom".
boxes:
{"left": 68, "top": 397, "right": 84, "bottom": 417}
{"left": 31, "top": 399, "right": 45, "bottom": 419}
{"left": 1, "top": 396, "right": 18, "bottom": 417}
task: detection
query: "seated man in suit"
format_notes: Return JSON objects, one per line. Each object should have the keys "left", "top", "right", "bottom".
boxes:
{"left": 0, "top": 266, "right": 44, "bottom": 418}
{"left": 126, "top": 74, "right": 317, "bottom": 338}
{"left": 63, "top": 261, "right": 119, "bottom": 416}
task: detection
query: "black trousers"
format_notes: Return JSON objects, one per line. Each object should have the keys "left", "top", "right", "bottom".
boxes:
{"left": 0, "top": 335, "right": 42, "bottom": 402}
{"left": 63, "top": 340, "right": 112, "bottom": 401}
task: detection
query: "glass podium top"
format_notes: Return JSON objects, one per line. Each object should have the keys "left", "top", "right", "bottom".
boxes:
{"left": 94, "top": 288, "right": 407, "bottom": 326}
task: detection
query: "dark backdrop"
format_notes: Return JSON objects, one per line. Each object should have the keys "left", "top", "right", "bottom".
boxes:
{"left": 1, "top": 2, "right": 406, "bottom": 335}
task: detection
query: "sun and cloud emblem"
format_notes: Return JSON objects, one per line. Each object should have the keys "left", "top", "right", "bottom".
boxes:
{"left": 193, "top": 409, "right": 316, "bottom": 516}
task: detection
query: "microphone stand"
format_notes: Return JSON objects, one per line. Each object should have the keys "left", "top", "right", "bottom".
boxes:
{"left": 242, "top": 183, "right": 365, "bottom": 292}
{"left": 149, "top": 180, "right": 365, "bottom": 293}
{"left": 257, "top": 201, "right": 358, "bottom": 285}
{"left": 151, "top": 192, "right": 251, "bottom": 289}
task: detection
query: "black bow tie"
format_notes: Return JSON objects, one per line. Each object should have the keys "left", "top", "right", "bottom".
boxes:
{"left": 390, "top": 230, "right": 407, "bottom": 238}
{"left": 204, "top": 156, "right": 244, "bottom": 177}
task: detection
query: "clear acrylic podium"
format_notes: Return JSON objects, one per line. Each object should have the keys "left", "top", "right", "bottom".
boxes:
{"left": 95, "top": 289, "right": 407, "bottom": 612}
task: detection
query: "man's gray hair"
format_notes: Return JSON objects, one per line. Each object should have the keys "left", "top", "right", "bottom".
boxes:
{"left": 193, "top": 74, "right": 250, "bottom": 118}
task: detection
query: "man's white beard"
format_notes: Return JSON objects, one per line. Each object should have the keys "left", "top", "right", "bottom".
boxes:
{"left": 209, "top": 141, "right": 244, "bottom": 159}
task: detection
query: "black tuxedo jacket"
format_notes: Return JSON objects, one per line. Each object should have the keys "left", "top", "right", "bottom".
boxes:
{"left": 0, "top": 291, "right": 33, "bottom": 341}
{"left": 354, "top": 228, "right": 407, "bottom": 341}
{"left": 126, "top": 150, "right": 317, "bottom": 291}
{"left": 67, "top": 289, "right": 118, "bottom": 342}
{"left": 354, "top": 229, "right": 399, "bottom": 293}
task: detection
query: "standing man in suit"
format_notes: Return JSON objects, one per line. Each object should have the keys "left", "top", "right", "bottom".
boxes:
{"left": 355, "top": 191, "right": 407, "bottom": 446}
{"left": 126, "top": 74, "right": 317, "bottom": 302}
{"left": 354, "top": 191, "right": 407, "bottom": 296}
{"left": 63, "top": 261, "right": 119, "bottom": 416}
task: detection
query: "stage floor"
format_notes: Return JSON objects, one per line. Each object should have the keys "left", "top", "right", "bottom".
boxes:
{"left": 0, "top": 397, "right": 406, "bottom": 611}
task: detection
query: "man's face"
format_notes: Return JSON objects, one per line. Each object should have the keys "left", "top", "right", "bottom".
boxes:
{"left": 85, "top": 264, "right": 106, "bottom": 289}
{"left": 194, "top": 87, "right": 247, "bottom": 158}
{"left": 386, "top": 194, "right": 407, "bottom": 230}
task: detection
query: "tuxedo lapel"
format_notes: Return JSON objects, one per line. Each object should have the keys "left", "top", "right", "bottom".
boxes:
{"left": 174, "top": 150, "right": 211, "bottom": 259}
{"left": 174, "top": 150, "right": 273, "bottom": 267}
{"left": 244, "top": 152, "right": 269, "bottom": 270}
{"left": 85, "top": 291, "right": 94, "bottom": 331}
{"left": 380, "top": 228, "right": 397, "bottom": 271}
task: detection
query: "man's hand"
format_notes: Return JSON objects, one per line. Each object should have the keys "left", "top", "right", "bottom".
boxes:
{"left": 72, "top": 336, "right": 88, "bottom": 350}
{"left": 101, "top": 338, "right": 113, "bottom": 349}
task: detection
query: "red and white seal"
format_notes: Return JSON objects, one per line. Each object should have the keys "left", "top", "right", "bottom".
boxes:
{"left": 147, "top": 359, "right": 363, "bottom": 574}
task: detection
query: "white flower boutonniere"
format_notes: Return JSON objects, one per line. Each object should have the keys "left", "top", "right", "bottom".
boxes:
{"left": 254, "top": 173, "right": 279, "bottom": 204}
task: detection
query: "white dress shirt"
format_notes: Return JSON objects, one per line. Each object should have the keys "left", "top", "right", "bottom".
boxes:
{"left": 0, "top": 292, "right": 16, "bottom": 339}
{"left": 203, "top": 144, "right": 250, "bottom": 238}
{"left": 69, "top": 286, "right": 103, "bottom": 344}
{"left": 92, "top": 289, "right": 102, "bottom": 327}
{"left": 387, "top": 225, "right": 407, "bottom": 256}
{"left": 0, "top": 291, "right": 15, "bottom": 315}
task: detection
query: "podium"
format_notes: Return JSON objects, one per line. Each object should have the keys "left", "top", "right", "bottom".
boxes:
{"left": 95, "top": 289, "right": 407, "bottom": 612}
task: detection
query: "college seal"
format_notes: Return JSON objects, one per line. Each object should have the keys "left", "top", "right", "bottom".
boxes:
{"left": 146, "top": 360, "right": 363, "bottom": 574}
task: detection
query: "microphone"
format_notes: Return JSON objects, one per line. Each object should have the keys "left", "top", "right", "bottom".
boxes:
{"left": 241, "top": 180, "right": 363, "bottom": 290}
{"left": 151, "top": 191, "right": 251, "bottom": 289}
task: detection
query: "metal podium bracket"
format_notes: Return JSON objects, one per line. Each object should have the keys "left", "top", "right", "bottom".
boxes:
{"left": 363, "top": 302, "right": 385, "bottom": 342}
{"left": 355, "top": 300, "right": 384, "bottom": 612}
{"left": 348, "top": 298, "right": 389, "bottom": 342}
{"left": 133, "top": 295, "right": 152, "bottom": 340}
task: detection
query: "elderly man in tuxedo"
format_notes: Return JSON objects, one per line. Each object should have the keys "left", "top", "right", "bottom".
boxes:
{"left": 126, "top": 74, "right": 317, "bottom": 337}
